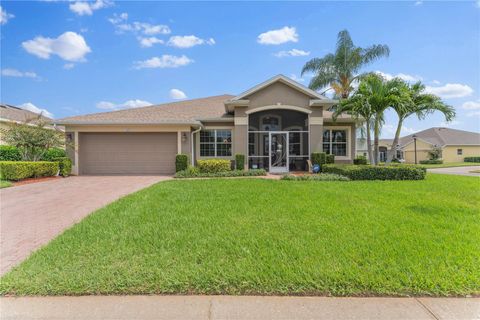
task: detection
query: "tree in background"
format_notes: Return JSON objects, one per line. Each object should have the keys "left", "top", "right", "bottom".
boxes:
{"left": 301, "top": 30, "right": 390, "bottom": 99}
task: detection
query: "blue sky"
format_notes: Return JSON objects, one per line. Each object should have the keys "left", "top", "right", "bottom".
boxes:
{"left": 1, "top": 0, "right": 479, "bottom": 137}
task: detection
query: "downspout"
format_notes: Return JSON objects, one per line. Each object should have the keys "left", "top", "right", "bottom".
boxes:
{"left": 191, "top": 126, "right": 202, "bottom": 166}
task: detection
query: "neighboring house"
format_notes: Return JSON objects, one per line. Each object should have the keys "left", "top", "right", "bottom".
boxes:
{"left": 0, "top": 104, "right": 61, "bottom": 145}
{"left": 357, "top": 127, "right": 480, "bottom": 163}
{"left": 55, "top": 75, "right": 357, "bottom": 175}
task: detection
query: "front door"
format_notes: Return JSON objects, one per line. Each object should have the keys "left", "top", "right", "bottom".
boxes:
{"left": 269, "top": 132, "right": 288, "bottom": 173}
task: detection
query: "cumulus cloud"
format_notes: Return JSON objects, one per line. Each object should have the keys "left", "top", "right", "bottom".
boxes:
{"left": 96, "top": 99, "right": 152, "bottom": 110}
{"left": 167, "top": 35, "right": 215, "bottom": 48}
{"left": 109, "top": 13, "right": 170, "bottom": 35}
{"left": 169, "top": 89, "right": 187, "bottom": 100}
{"left": 375, "top": 71, "right": 422, "bottom": 82}
{"left": 461, "top": 100, "right": 480, "bottom": 110}
{"left": 1, "top": 68, "right": 38, "bottom": 79}
{"left": 0, "top": 5, "right": 14, "bottom": 25}
{"left": 22, "top": 31, "right": 91, "bottom": 62}
{"left": 18, "top": 102, "right": 54, "bottom": 118}
{"left": 414, "top": 1, "right": 423, "bottom": 6}
{"left": 63, "top": 63, "right": 75, "bottom": 70}
{"left": 274, "top": 48, "right": 310, "bottom": 58}
{"left": 138, "top": 37, "right": 164, "bottom": 48}
{"left": 257, "top": 26, "right": 298, "bottom": 45}
{"left": 425, "top": 83, "right": 474, "bottom": 99}
{"left": 289, "top": 74, "right": 305, "bottom": 83}
{"left": 69, "top": 0, "right": 112, "bottom": 16}
{"left": 382, "top": 123, "right": 418, "bottom": 137}
{"left": 133, "top": 55, "right": 193, "bottom": 69}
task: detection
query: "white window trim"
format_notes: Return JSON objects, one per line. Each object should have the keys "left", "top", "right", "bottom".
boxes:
{"left": 199, "top": 128, "right": 233, "bottom": 158}
{"left": 323, "top": 126, "right": 351, "bottom": 160}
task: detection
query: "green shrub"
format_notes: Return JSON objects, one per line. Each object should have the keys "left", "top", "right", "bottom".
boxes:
{"left": 53, "top": 157, "right": 72, "bottom": 177}
{"left": 175, "top": 169, "right": 266, "bottom": 179}
{"left": 0, "top": 146, "right": 22, "bottom": 161}
{"left": 391, "top": 158, "right": 401, "bottom": 163}
{"left": 281, "top": 173, "right": 350, "bottom": 181}
{"left": 235, "top": 154, "right": 245, "bottom": 170}
{"left": 419, "top": 159, "right": 443, "bottom": 164}
{"left": 0, "top": 161, "right": 59, "bottom": 181}
{"left": 311, "top": 152, "right": 326, "bottom": 165}
{"left": 326, "top": 154, "right": 335, "bottom": 164}
{"left": 322, "top": 164, "right": 426, "bottom": 180}
{"left": 197, "top": 159, "right": 231, "bottom": 173}
{"left": 41, "top": 148, "right": 66, "bottom": 161}
{"left": 464, "top": 157, "right": 480, "bottom": 163}
{"left": 175, "top": 154, "right": 189, "bottom": 172}
{"left": 353, "top": 156, "right": 367, "bottom": 165}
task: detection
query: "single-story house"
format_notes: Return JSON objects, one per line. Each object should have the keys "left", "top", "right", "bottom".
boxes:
{"left": 55, "top": 75, "right": 357, "bottom": 175}
{"left": 356, "top": 127, "right": 480, "bottom": 163}
{"left": 0, "top": 104, "right": 61, "bottom": 145}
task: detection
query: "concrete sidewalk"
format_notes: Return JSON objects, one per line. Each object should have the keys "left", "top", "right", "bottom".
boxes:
{"left": 1, "top": 296, "right": 479, "bottom": 320}
{"left": 427, "top": 166, "right": 480, "bottom": 177}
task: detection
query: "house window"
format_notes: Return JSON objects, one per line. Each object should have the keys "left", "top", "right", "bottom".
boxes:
{"left": 200, "top": 130, "right": 232, "bottom": 157}
{"left": 323, "top": 129, "right": 348, "bottom": 157}
{"left": 457, "top": 148, "right": 463, "bottom": 155}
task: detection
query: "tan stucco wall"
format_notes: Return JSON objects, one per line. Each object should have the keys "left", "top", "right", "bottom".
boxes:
{"left": 442, "top": 146, "right": 480, "bottom": 162}
{"left": 245, "top": 81, "right": 311, "bottom": 110}
{"left": 402, "top": 139, "right": 433, "bottom": 163}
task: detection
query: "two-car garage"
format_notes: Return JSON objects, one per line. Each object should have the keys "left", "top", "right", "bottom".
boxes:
{"left": 78, "top": 132, "right": 178, "bottom": 175}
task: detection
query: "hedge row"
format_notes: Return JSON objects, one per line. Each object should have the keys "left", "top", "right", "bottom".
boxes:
{"left": 54, "top": 157, "right": 72, "bottom": 177}
{"left": 0, "top": 146, "right": 22, "bottom": 161}
{"left": 197, "top": 159, "right": 231, "bottom": 173}
{"left": 353, "top": 156, "right": 368, "bottom": 165}
{"left": 175, "top": 154, "right": 188, "bottom": 172}
{"left": 464, "top": 157, "right": 480, "bottom": 163}
{"left": 419, "top": 159, "right": 443, "bottom": 164}
{"left": 0, "top": 161, "right": 59, "bottom": 181}
{"left": 281, "top": 173, "right": 349, "bottom": 181}
{"left": 310, "top": 152, "right": 335, "bottom": 166}
{"left": 322, "top": 164, "right": 426, "bottom": 180}
{"left": 175, "top": 168, "right": 266, "bottom": 178}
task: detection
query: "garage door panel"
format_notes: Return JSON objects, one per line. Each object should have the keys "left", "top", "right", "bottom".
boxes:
{"left": 80, "top": 133, "right": 177, "bottom": 175}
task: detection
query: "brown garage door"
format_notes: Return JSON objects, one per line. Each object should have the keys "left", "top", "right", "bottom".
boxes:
{"left": 79, "top": 132, "right": 177, "bottom": 175}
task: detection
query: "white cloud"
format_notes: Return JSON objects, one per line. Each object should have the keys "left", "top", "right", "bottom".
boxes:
{"left": 169, "top": 89, "right": 187, "bottom": 100}
{"left": 375, "top": 71, "right": 422, "bottom": 82}
{"left": 138, "top": 37, "right": 164, "bottom": 48}
{"left": 108, "top": 12, "right": 128, "bottom": 24}
{"left": 425, "top": 83, "right": 474, "bottom": 99}
{"left": 431, "top": 80, "right": 441, "bottom": 85}
{"left": 461, "top": 100, "right": 480, "bottom": 110}
{"left": 439, "top": 120, "right": 462, "bottom": 127}
{"left": 382, "top": 123, "right": 418, "bottom": 137}
{"left": 96, "top": 99, "right": 152, "bottom": 110}
{"left": 167, "top": 35, "right": 215, "bottom": 48}
{"left": 133, "top": 55, "right": 193, "bottom": 69}
{"left": 274, "top": 48, "right": 310, "bottom": 58}
{"left": 109, "top": 13, "right": 170, "bottom": 36}
{"left": 289, "top": 74, "right": 305, "bottom": 83}
{"left": 1, "top": 68, "right": 38, "bottom": 79}
{"left": 414, "top": 1, "right": 423, "bottom": 6}
{"left": 69, "top": 0, "right": 112, "bottom": 16}
{"left": 467, "top": 111, "right": 480, "bottom": 117}
{"left": 257, "top": 26, "right": 298, "bottom": 45}
{"left": 0, "top": 5, "right": 14, "bottom": 25}
{"left": 63, "top": 63, "right": 75, "bottom": 70}
{"left": 22, "top": 31, "right": 91, "bottom": 62}
{"left": 18, "top": 102, "right": 54, "bottom": 118}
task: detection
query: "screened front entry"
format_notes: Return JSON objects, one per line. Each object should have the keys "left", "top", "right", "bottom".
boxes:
{"left": 248, "top": 110, "right": 309, "bottom": 172}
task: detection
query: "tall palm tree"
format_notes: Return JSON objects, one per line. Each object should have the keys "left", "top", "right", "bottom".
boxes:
{"left": 301, "top": 30, "right": 390, "bottom": 99}
{"left": 386, "top": 82, "right": 455, "bottom": 163}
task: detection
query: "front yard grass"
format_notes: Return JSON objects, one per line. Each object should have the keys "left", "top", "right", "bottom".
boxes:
{"left": 1, "top": 174, "right": 479, "bottom": 296}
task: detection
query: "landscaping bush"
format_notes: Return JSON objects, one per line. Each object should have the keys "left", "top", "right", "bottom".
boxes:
{"left": 326, "top": 154, "right": 335, "bottom": 164}
{"left": 353, "top": 155, "right": 367, "bottom": 165}
{"left": 419, "top": 159, "right": 443, "bottom": 165}
{"left": 322, "top": 164, "right": 426, "bottom": 180}
{"left": 391, "top": 158, "right": 401, "bottom": 163}
{"left": 235, "top": 154, "right": 245, "bottom": 170}
{"left": 175, "top": 169, "right": 266, "bottom": 179}
{"left": 0, "top": 161, "right": 59, "bottom": 181}
{"left": 197, "top": 159, "right": 231, "bottom": 173}
{"left": 464, "top": 157, "right": 480, "bottom": 163}
{"left": 0, "top": 146, "right": 21, "bottom": 161}
{"left": 311, "top": 152, "right": 326, "bottom": 165}
{"left": 53, "top": 157, "right": 72, "bottom": 177}
{"left": 42, "top": 148, "right": 66, "bottom": 161}
{"left": 281, "top": 173, "right": 350, "bottom": 181}
{"left": 175, "top": 154, "right": 189, "bottom": 172}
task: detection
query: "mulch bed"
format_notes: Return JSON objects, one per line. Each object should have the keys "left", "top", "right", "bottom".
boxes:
{"left": 13, "top": 176, "right": 63, "bottom": 187}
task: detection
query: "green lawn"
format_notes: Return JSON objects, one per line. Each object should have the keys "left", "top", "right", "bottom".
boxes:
{"left": 0, "top": 180, "right": 12, "bottom": 189}
{"left": 1, "top": 174, "right": 479, "bottom": 296}
{"left": 421, "top": 162, "right": 480, "bottom": 168}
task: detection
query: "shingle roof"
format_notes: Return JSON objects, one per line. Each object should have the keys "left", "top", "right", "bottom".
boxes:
{"left": 55, "top": 95, "right": 235, "bottom": 125}
{"left": 400, "top": 127, "right": 480, "bottom": 147}
{"left": 0, "top": 104, "right": 52, "bottom": 123}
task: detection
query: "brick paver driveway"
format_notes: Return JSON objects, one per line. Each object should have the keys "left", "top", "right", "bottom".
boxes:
{"left": 0, "top": 176, "right": 170, "bottom": 275}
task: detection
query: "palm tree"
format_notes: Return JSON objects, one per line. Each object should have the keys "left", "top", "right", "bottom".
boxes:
{"left": 301, "top": 30, "right": 390, "bottom": 99}
{"left": 386, "top": 82, "right": 455, "bottom": 163}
